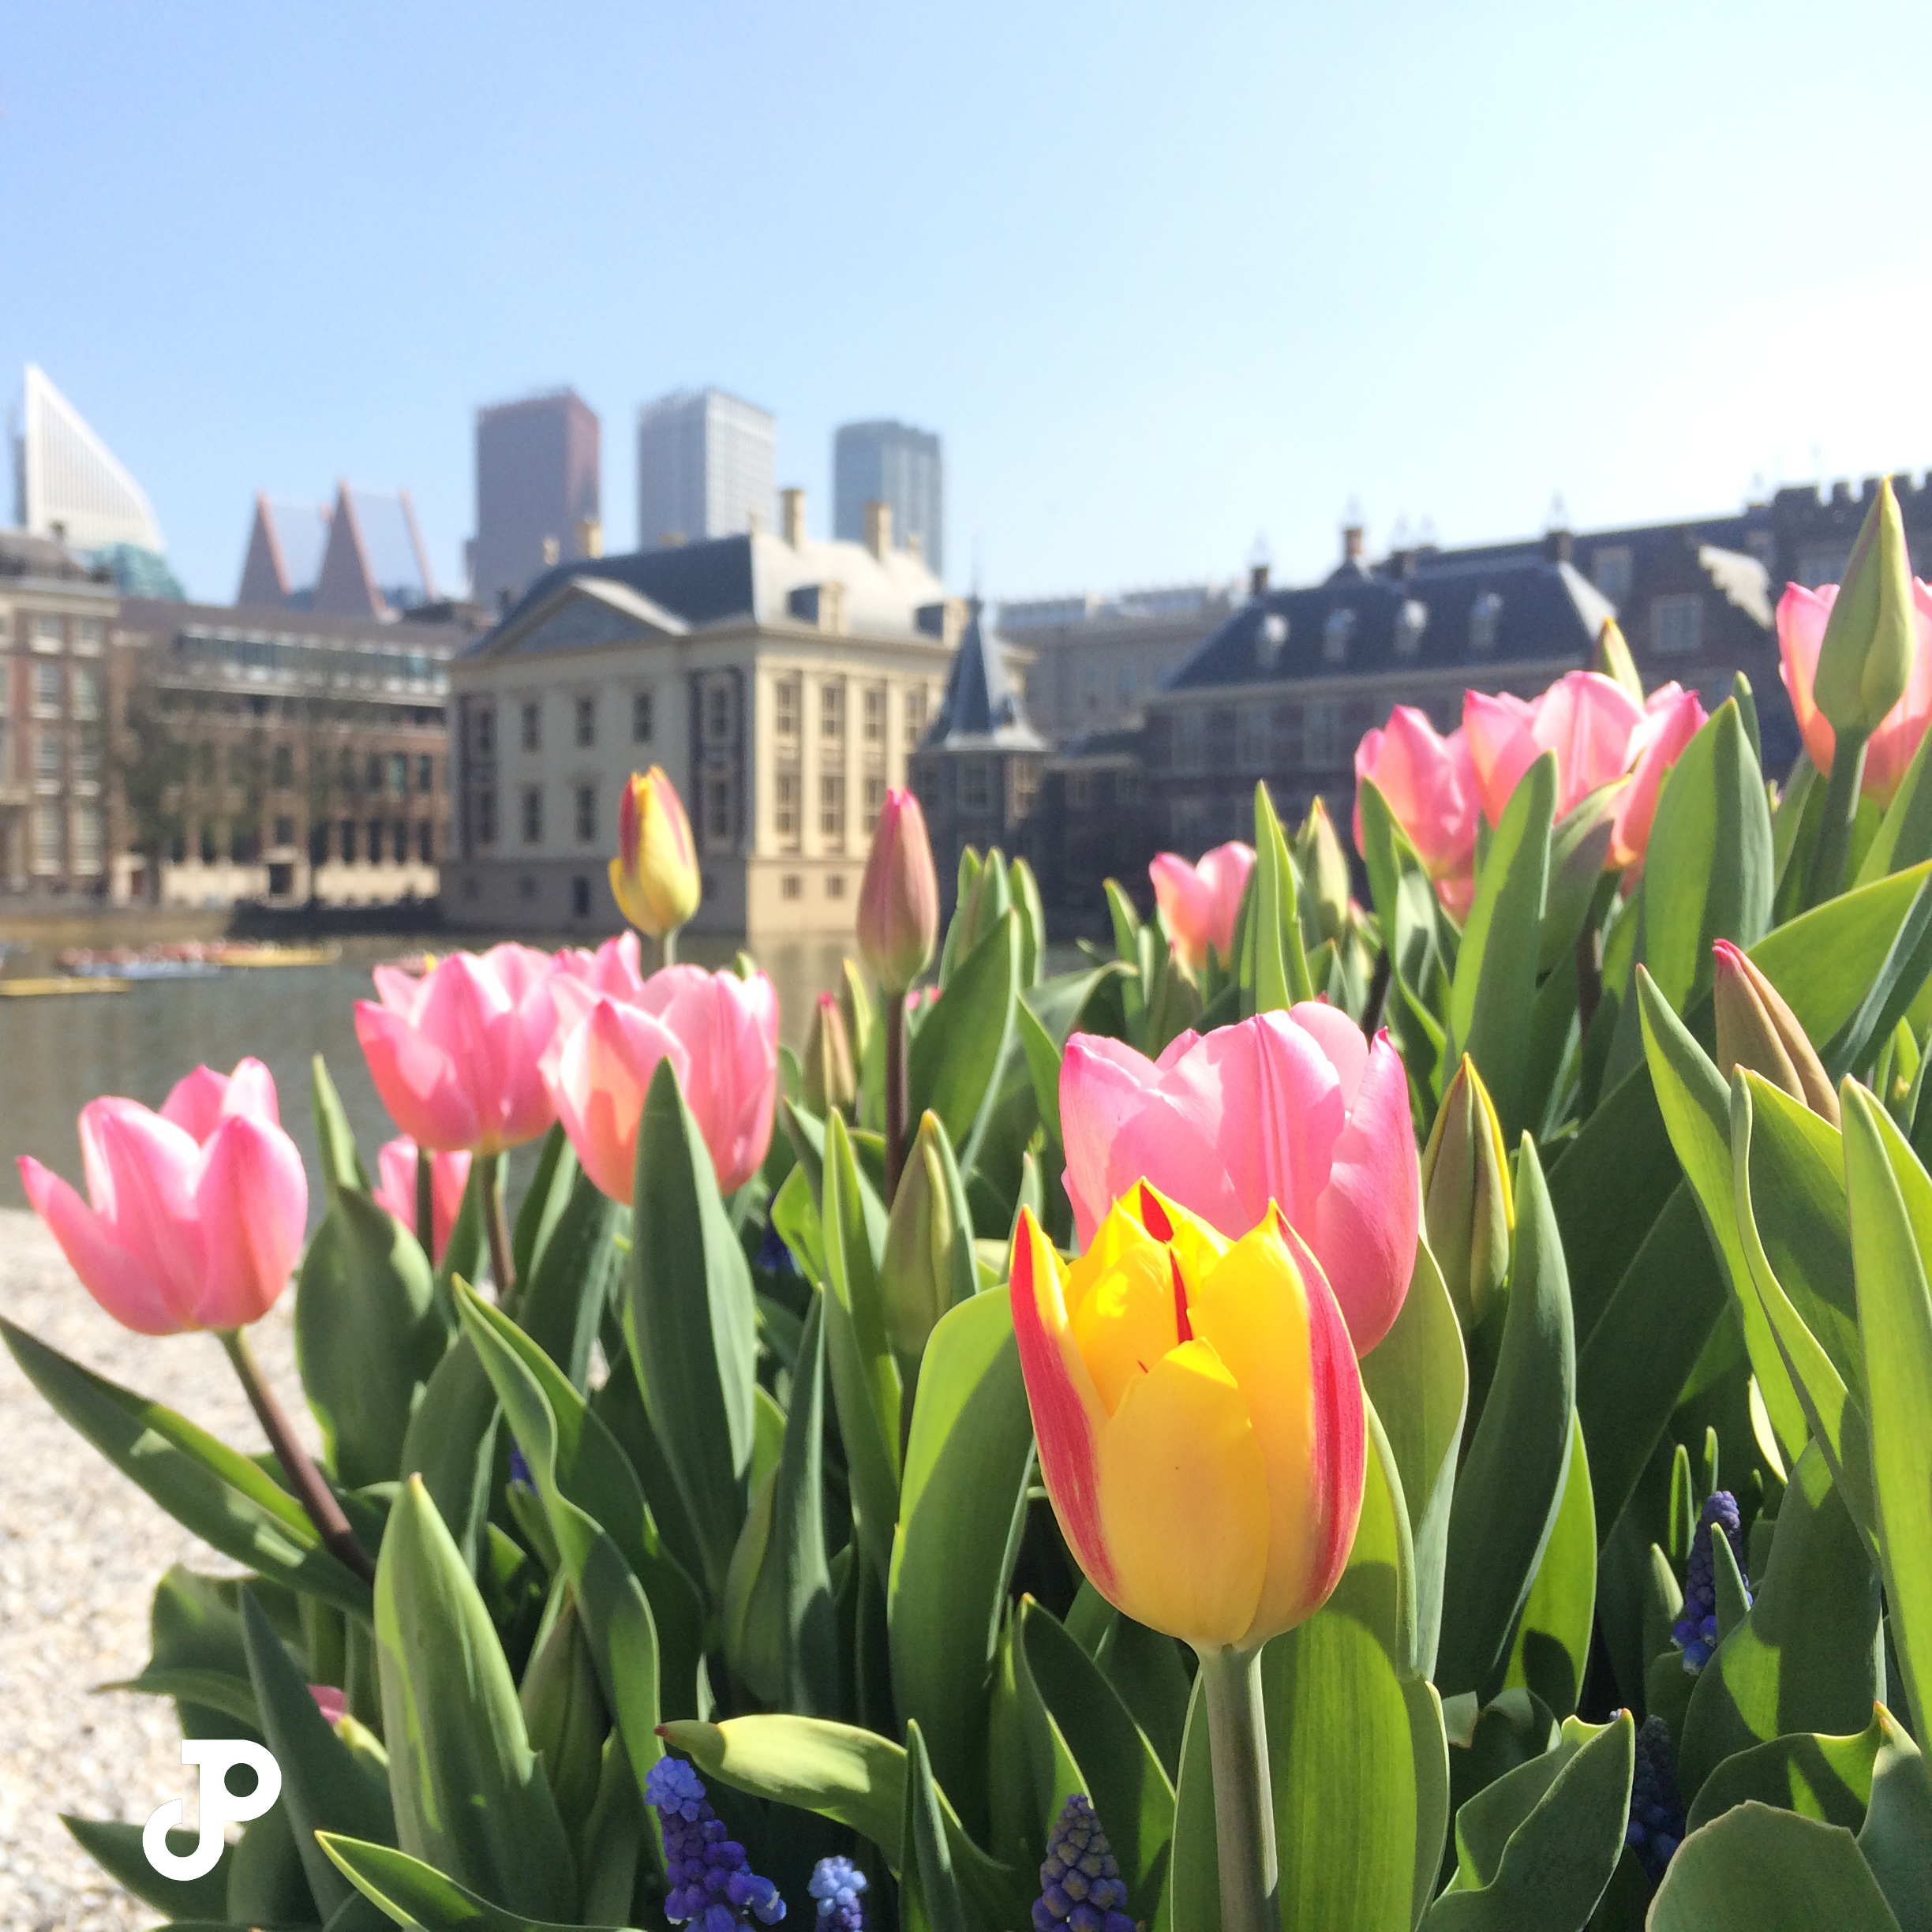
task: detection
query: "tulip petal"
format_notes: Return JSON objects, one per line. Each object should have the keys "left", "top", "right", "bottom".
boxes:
{"left": 194, "top": 1114, "right": 308, "bottom": 1328}
{"left": 1096, "top": 1336, "right": 1268, "bottom": 1646}
{"left": 354, "top": 998, "right": 482, "bottom": 1152}
{"left": 80, "top": 1100, "right": 207, "bottom": 1326}
{"left": 159, "top": 1064, "right": 230, "bottom": 1141}
{"left": 19, "top": 1155, "right": 180, "bottom": 1334}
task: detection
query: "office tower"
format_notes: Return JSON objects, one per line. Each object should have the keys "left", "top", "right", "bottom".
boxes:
{"left": 834, "top": 419, "right": 943, "bottom": 576}
{"left": 238, "top": 494, "right": 332, "bottom": 607}
{"left": 472, "top": 388, "right": 601, "bottom": 611}
{"left": 636, "top": 388, "right": 775, "bottom": 549}
{"left": 12, "top": 363, "right": 164, "bottom": 553}
{"left": 313, "top": 482, "right": 436, "bottom": 617}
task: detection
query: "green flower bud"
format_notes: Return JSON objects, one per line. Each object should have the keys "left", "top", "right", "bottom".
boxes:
{"left": 1712, "top": 939, "right": 1840, "bottom": 1126}
{"left": 1420, "top": 1054, "right": 1515, "bottom": 1330}
{"left": 518, "top": 1592, "right": 608, "bottom": 1828}
{"left": 837, "top": 957, "right": 875, "bottom": 1078}
{"left": 1294, "top": 797, "right": 1352, "bottom": 945}
{"left": 803, "top": 991, "right": 856, "bottom": 1115}
{"left": 949, "top": 843, "right": 1012, "bottom": 967}
{"left": 1595, "top": 617, "right": 1645, "bottom": 701}
{"left": 880, "top": 1110, "right": 975, "bottom": 1363}
{"left": 1814, "top": 476, "right": 1916, "bottom": 738}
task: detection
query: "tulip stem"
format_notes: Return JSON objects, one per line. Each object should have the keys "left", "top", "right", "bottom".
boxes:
{"left": 1807, "top": 727, "right": 1869, "bottom": 908}
{"left": 414, "top": 1147, "right": 435, "bottom": 1257}
{"left": 660, "top": 927, "right": 680, "bottom": 970}
{"left": 1197, "top": 1643, "right": 1278, "bottom": 1932}
{"left": 484, "top": 1158, "right": 516, "bottom": 1307}
{"left": 884, "top": 996, "right": 908, "bottom": 1203}
{"left": 219, "top": 1327, "right": 376, "bottom": 1585}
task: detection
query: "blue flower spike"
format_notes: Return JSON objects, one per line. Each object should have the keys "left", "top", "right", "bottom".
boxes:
{"left": 645, "top": 1757, "right": 787, "bottom": 1929}
{"left": 1671, "top": 1490, "right": 1750, "bottom": 1672}
{"left": 1033, "top": 1793, "right": 1137, "bottom": 1932}
{"left": 807, "top": 1854, "right": 867, "bottom": 1927}
{"left": 1625, "top": 1714, "right": 1685, "bottom": 1884}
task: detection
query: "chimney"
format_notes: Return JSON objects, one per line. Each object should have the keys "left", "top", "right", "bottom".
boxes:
{"left": 863, "top": 500, "right": 893, "bottom": 560}
{"left": 1249, "top": 561, "right": 1270, "bottom": 597}
{"left": 905, "top": 530, "right": 924, "bottom": 565}
{"left": 1390, "top": 548, "right": 1417, "bottom": 578}
{"left": 541, "top": 536, "right": 561, "bottom": 567}
{"left": 576, "top": 516, "right": 603, "bottom": 558}
{"left": 657, "top": 530, "right": 687, "bottom": 548}
{"left": 781, "top": 487, "right": 807, "bottom": 548}
{"left": 1542, "top": 526, "right": 1573, "bottom": 564}
{"left": 1342, "top": 524, "right": 1365, "bottom": 564}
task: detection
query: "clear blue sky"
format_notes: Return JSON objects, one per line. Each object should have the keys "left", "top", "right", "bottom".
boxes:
{"left": 4, "top": 2, "right": 1926, "bottom": 605}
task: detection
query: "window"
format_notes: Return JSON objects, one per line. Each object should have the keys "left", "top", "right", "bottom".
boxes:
{"left": 309, "top": 823, "right": 330, "bottom": 865}
{"left": 340, "top": 818, "right": 358, "bottom": 862}
{"left": 393, "top": 820, "right": 408, "bottom": 862}
{"left": 904, "top": 687, "right": 927, "bottom": 743}
{"left": 575, "top": 695, "right": 597, "bottom": 747}
{"left": 477, "top": 790, "right": 497, "bottom": 846}
{"left": 1469, "top": 590, "right": 1503, "bottom": 652}
{"left": 1175, "top": 710, "right": 1208, "bottom": 772}
{"left": 822, "top": 682, "right": 844, "bottom": 739}
{"left": 271, "top": 743, "right": 294, "bottom": 789}
{"left": 1237, "top": 708, "right": 1271, "bottom": 770}
{"left": 704, "top": 774, "right": 733, "bottom": 846}
{"left": 1592, "top": 546, "right": 1633, "bottom": 605}
{"left": 390, "top": 753, "right": 408, "bottom": 796}
{"left": 1014, "top": 762, "right": 1039, "bottom": 818}
{"left": 75, "top": 619, "right": 104, "bottom": 656}
{"left": 273, "top": 814, "right": 295, "bottom": 848}
{"left": 32, "top": 663, "right": 62, "bottom": 717}
{"left": 234, "top": 825, "right": 258, "bottom": 865}
{"left": 820, "top": 773, "right": 845, "bottom": 839}
{"left": 31, "top": 805, "right": 62, "bottom": 873}
{"left": 200, "top": 825, "right": 218, "bottom": 865}
{"left": 417, "top": 754, "right": 434, "bottom": 793}
{"left": 776, "top": 771, "right": 799, "bottom": 840}
{"left": 1068, "top": 770, "right": 1093, "bottom": 810}
{"left": 826, "top": 873, "right": 846, "bottom": 899}
{"left": 631, "top": 689, "right": 654, "bottom": 743}
{"left": 1798, "top": 547, "right": 1849, "bottom": 590}
{"left": 1322, "top": 607, "right": 1356, "bottom": 664}
{"left": 863, "top": 774, "right": 886, "bottom": 832}
{"left": 32, "top": 615, "right": 62, "bottom": 653}
{"left": 475, "top": 706, "right": 496, "bottom": 754}
{"left": 575, "top": 782, "right": 597, "bottom": 842}
{"left": 863, "top": 686, "right": 885, "bottom": 743}
{"left": 337, "top": 747, "right": 355, "bottom": 791}
{"left": 705, "top": 683, "right": 733, "bottom": 744}
{"left": 71, "top": 807, "right": 103, "bottom": 875}
{"left": 417, "top": 822, "right": 434, "bottom": 863}
{"left": 73, "top": 738, "right": 100, "bottom": 784}
{"left": 774, "top": 679, "right": 799, "bottom": 737}
{"left": 1653, "top": 594, "right": 1703, "bottom": 658}
{"left": 70, "top": 666, "right": 99, "bottom": 721}
{"left": 521, "top": 786, "right": 544, "bottom": 844}
{"left": 521, "top": 700, "right": 541, "bottom": 751}
{"left": 571, "top": 875, "right": 591, "bottom": 918}
{"left": 1304, "top": 700, "right": 1343, "bottom": 764}
{"left": 366, "top": 752, "right": 384, "bottom": 792}
{"left": 782, "top": 874, "right": 803, "bottom": 900}
{"left": 1394, "top": 599, "right": 1427, "bottom": 657}
{"left": 962, "top": 761, "right": 992, "bottom": 812}
{"left": 367, "top": 820, "right": 384, "bottom": 863}
{"left": 34, "top": 735, "right": 62, "bottom": 785}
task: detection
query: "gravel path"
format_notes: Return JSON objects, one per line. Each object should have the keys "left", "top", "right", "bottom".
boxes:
{"left": 0, "top": 1208, "right": 316, "bottom": 1932}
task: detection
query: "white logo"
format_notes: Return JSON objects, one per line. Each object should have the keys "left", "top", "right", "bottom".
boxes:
{"left": 141, "top": 1740, "right": 283, "bottom": 1879}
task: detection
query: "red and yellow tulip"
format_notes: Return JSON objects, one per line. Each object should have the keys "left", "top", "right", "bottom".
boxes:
{"left": 1009, "top": 1185, "right": 1365, "bottom": 1651}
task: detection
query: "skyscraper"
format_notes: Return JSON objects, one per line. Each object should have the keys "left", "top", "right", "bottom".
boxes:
{"left": 472, "top": 388, "right": 601, "bottom": 611}
{"left": 636, "top": 388, "right": 775, "bottom": 549}
{"left": 834, "top": 420, "right": 943, "bottom": 576}
{"left": 12, "top": 363, "right": 164, "bottom": 554}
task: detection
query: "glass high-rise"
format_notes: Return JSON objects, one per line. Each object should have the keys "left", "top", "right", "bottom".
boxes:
{"left": 635, "top": 388, "right": 775, "bottom": 549}
{"left": 834, "top": 420, "right": 943, "bottom": 576}
{"left": 472, "top": 388, "right": 601, "bottom": 611}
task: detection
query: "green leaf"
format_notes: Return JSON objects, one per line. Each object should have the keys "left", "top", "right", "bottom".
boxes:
{"left": 1679, "top": 1443, "right": 1883, "bottom": 1799}
{"left": 1501, "top": 1410, "right": 1594, "bottom": 1719}
{"left": 1450, "top": 752, "right": 1555, "bottom": 1139}
{"left": 1247, "top": 780, "right": 1316, "bottom": 1013}
{"left": 1683, "top": 1713, "right": 1883, "bottom": 1834}
{"left": 888, "top": 1287, "right": 1035, "bottom": 1840}
{"left": 516, "top": 1155, "right": 627, "bottom": 1391}
{"left": 1859, "top": 707, "right": 1932, "bottom": 885}
{"left": 900, "top": 1720, "right": 973, "bottom": 1932}
{"left": 624, "top": 1056, "right": 757, "bottom": 1597}
{"left": 433, "top": 1148, "right": 489, "bottom": 1314}
{"left": 1327, "top": 1393, "right": 1418, "bottom": 1672}
{"left": 320, "top": 1833, "right": 643, "bottom": 1931}
{"left": 1437, "top": 1137, "right": 1575, "bottom": 1701}
{"left": 1357, "top": 775, "right": 1455, "bottom": 994}
{"left": 0, "top": 1316, "right": 372, "bottom": 1619}
{"left": 1638, "top": 700, "right": 1773, "bottom": 1013}
{"left": 512, "top": 1123, "right": 575, "bottom": 1284}
{"left": 60, "top": 1816, "right": 232, "bottom": 1920}
{"left": 372, "top": 1474, "right": 577, "bottom": 1919}
{"left": 910, "top": 909, "right": 1022, "bottom": 1151}
{"left": 225, "top": 1799, "right": 315, "bottom": 1928}
{"left": 1017, "top": 962, "right": 1129, "bottom": 1148}
{"left": 1539, "top": 784, "right": 1619, "bottom": 975}
{"left": 1840, "top": 1084, "right": 1932, "bottom": 1743}
{"left": 298, "top": 1187, "right": 446, "bottom": 1488}
{"left": 399, "top": 1334, "right": 500, "bottom": 1571}
{"left": 1860, "top": 1705, "right": 1932, "bottom": 1932}
{"left": 1361, "top": 1238, "right": 1468, "bottom": 1682}
{"left": 1648, "top": 1803, "right": 1904, "bottom": 1932}
{"left": 313, "top": 1052, "right": 370, "bottom": 1195}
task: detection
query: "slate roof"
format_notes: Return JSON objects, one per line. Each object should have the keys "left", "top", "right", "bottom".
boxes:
{"left": 920, "top": 598, "right": 1045, "bottom": 751}
{"left": 1162, "top": 556, "right": 1614, "bottom": 696}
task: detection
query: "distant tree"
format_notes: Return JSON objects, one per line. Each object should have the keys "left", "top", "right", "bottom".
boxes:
{"left": 114, "top": 670, "right": 190, "bottom": 900}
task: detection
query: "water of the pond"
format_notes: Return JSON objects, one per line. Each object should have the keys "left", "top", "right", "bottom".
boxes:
{"left": 0, "top": 929, "right": 1000, "bottom": 1222}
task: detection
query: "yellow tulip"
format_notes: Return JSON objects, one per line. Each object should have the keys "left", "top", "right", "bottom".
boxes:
{"left": 609, "top": 767, "right": 699, "bottom": 941}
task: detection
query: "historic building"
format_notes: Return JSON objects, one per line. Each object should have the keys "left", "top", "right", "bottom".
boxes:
{"left": 442, "top": 489, "right": 959, "bottom": 939}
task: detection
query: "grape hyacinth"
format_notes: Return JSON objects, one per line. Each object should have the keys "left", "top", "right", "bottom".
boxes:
{"left": 807, "top": 1855, "right": 867, "bottom": 1927}
{"left": 645, "top": 1757, "right": 786, "bottom": 1929}
{"left": 1672, "top": 1491, "right": 1750, "bottom": 1672}
{"left": 1033, "top": 1794, "right": 1136, "bottom": 1932}
{"left": 508, "top": 1442, "right": 534, "bottom": 1490}
{"left": 1625, "top": 1714, "right": 1685, "bottom": 1884}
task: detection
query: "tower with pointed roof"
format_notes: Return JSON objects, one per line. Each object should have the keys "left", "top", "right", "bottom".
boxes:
{"left": 908, "top": 596, "right": 1045, "bottom": 912}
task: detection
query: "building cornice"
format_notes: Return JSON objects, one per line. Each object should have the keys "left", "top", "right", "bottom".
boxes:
{"left": 1140, "top": 655, "right": 1582, "bottom": 710}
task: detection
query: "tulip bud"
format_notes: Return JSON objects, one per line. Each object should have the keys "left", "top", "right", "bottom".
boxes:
{"left": 1295, "top": 798, "right": 1351, "bottom": 945}
{"left": 803, "top": 991, "right": 856, "bottom": 1115}
{"left": 880, "top": 1110, "right": 975, "bottom": 1362}
{"left": 518, "top": 1593, "right": 608, "bottom": 1829}
{"left": 608, "top": 766, "right": 700, "bottom": 940}
{"left": 1712, "top": 939, "right": 1840, "bottom": 1126}
{"left": 1595, "top": 617, "right": 1646, "bottom": 701}
{"left": 857, "top": 788, "right": 939, "bottom": 994}
{"left": 837, "top": 957, "right": 875, "bottom": 1076}
{"left": 949, "top": 843, "right": 1012, "bottom": 966}
{"left": 1419, "top": 1054, "right": 1515, "bottom": 1330}
{"left": 1009, "top": 854, "right": 1046, "bottom": 987}
{"left": 1814, "top": 476, "right": 1916, "bottom": 738}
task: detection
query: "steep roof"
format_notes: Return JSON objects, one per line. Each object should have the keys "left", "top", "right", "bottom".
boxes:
{"left": 238, "top": 493, "right": 332, "bottom": 607}
{"left": 920, "top": 597, "right": 1044, "bottom": 751}
{"left": 313, "top": 483, "right": 436, "bottom": 617}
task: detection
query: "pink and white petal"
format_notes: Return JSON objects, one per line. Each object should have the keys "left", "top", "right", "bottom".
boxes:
{"left": 219, "top": 1058, "right": 283, "bottom": 1129}
{"left": 159, "top": 1065, "right": 231, "bottom": 1141}
{"left": 354, "top": 1001, "right": 481, "bottom": 1152}
{"left": 19, "top": 1156, "right": 182, "bottom": 1334}
{"left": 194, "top": 1114, "right": 306, "bottom": 1328}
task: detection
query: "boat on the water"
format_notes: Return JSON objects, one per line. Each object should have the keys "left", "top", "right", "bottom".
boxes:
{"left": 0, "top": 976, "right": 132, "bottom": 998}
{"left": 66, "top": 957, "right": 223, "bottom": 980}
{"left": 53, "top": 939, "right": 343, "bottom": 975}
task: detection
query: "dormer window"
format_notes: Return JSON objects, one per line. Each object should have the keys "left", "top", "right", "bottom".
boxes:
{"left": 1322, "top": 608, "right": 1355, "bottom": 664}
{"left": 1470, "top": 591, "right": 1503, "bottom": 652}
{"left": 1254, "top": 612, "right": 1288, "bottom": 669}
{"left": 1394, "top": 599, "right": 1427, "bottom": 657}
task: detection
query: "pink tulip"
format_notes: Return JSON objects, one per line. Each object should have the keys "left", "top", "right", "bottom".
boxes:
{"left": 547, "top": 964, "right": 780, "bottom": 1203}
{"left": 1778, "top": 578, "right": 1932, "bottom": 806}
{"left": 1353, "top": 706, "right": 1479, "bottom": 917}
{"left": 1464, "top": 672, "right": 1647, "bottom": 829}
{"left": 1058, "top": 1005, "right": 1420, "bottom": 1354}
{"left": 18, "top": 1059, "right": 308, "bottom": 1335}
{"left": 309, "top": 1685, "right": 348, "bottom": 1725}
{"left": 858, "top": 788, "right": 940, "bottom": 994}
{"left": 1609, "top": 683, "right": 1708, "bottom": 871}
{"left": 354, "top": 944, "right": 558, "bottom": 1155}
{"left": 552, "top": 929, "right": 645, "bottom": 996}
{"left": 372, "top": 1137, "right": 472, "bottom": 1261}
{"left": 1148, "top": 842, "right": 1255, "bottom": 970}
